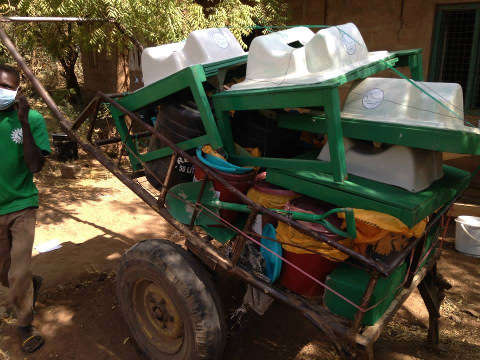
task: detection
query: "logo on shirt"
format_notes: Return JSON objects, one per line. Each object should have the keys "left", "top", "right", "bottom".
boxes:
{"left": 11, "top": 128, "right": 23, "bottom": 144}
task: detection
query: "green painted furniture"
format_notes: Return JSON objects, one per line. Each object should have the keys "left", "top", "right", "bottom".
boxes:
{"left": 213, "top": 55, "right": 401, "bottom": 182}
{"left": 108, "top": 55, "right": 247, "bottom": 170}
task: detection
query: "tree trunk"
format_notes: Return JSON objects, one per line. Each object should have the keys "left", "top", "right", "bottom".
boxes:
{"left": 60, "top": 56, "right": 82, "bottom": 105}
{"left": 59, "top": 49, "right": 82, "bottom": 106}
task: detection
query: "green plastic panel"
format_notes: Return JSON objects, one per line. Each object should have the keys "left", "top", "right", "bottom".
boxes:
{"left": 266, "top": 165, "right": 471, "bottom": 227}
{"left": 324, "top": 262, "right": 407, "bottom": 326}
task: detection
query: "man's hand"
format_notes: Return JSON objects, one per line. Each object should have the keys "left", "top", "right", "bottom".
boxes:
{"left": 14, "top": 94, "right": 30, "bottom": 126}
{"left": 13, "top": 93, "right": 45, "bottom": 173}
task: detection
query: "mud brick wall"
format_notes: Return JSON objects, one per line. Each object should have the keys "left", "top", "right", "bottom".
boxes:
{"left": 81, "top": 47, "right": 130, "bottom": 102}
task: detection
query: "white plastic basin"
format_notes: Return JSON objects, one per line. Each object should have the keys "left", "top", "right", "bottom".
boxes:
{"left": 231, "top": 23, "right": 390, "bottom": 90}
{"left": 142, "top": 28, "right": 246, "bottom": 86}
{"left": 318, "top": 138, "right": 444, "bottom": 193}
{"left": 341, "top": 77, "right": 479, "bottom": 134}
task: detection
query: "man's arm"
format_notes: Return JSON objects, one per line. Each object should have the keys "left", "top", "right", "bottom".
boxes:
{"left": 16, "top": 96, "right": 45, "bottom": 173}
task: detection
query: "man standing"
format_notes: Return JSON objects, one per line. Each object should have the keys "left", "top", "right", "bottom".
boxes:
{"left": 0, "top": 64, "right": 51, "bottom": 353}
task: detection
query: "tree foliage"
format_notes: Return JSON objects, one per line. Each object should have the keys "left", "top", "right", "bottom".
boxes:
{"left": 6, "top": 0, "right": 290, "bottom": 52}
{"left": 1, "top": 0, "right": 290, "bottom": 103}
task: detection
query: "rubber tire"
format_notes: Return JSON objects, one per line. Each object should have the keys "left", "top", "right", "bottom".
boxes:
{"left": 116, "top": 239, "right": 226, "bottom": 360}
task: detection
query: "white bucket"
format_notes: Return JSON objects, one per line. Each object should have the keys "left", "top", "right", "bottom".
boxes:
{"left": 455, "top": 216, "right": 480, "bottom": 257}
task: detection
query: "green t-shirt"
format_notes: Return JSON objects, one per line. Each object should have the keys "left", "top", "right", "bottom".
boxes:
{"left": 0, "top": 108, "right": 51, "bottom": 215}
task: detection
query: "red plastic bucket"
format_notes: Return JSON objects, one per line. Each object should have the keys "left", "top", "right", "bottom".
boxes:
{"left": 194, "top": 164, "right": 255, "bottom": 224}
{"left": 249, "top": 172, "right": 297, "bottom": 234}
{"left": 280, "top": 249, "right": 339, "bottom": 296}
{"left": 279, "top": 197, "right": 345, "bottom": 296}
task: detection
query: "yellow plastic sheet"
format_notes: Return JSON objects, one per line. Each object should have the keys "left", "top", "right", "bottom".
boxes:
{"left": 247, "top": 187, "right": 297, "bottom": 210}
{"left": 276, "top": 221, "right": 353, "bottom": 261}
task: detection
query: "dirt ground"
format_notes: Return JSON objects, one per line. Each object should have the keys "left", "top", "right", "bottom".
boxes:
{"left": 0, "top": 155, "right": 479, "bottom": 360}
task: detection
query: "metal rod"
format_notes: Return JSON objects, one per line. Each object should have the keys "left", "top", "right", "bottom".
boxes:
{"left": 384, "top": 193, "right": 461, "bottom": 276}
{"left": 158, "top": 153, "right": 178, "bottom": 207}
{"left": 87, "top": 98, "right": 102, "bottom": 142}
{"left": 106, "top": 92, "right": 129, "bottom": 98}
{"left": 93, "top": 131, "right": 151, "bottom": 146}
{"left": 0, "top": 16, "right": 112, "bottom": 23}
{"left": 189, "top": 176, "right": 209, "bottom": 229}
{"left": 113, "top": 21, "right": 144, "bottom": 52}
{"left": 349, "top": 271, "right": 380, "bottom": 336}
{"left": 71, "top": 96, "right": 98, "bottom": 130}
{"left": 231, "top": 210, "right": 258, "bottom": 265}
{"left": 0, "top": 25, "right": 71, "bottom": 135}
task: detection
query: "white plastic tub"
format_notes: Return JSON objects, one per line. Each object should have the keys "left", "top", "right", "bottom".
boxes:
{"left": 318, "top": 138, "right": 443, "bottom": 192}
{"left": 455, "top": 216, "right": 480, "bottom": 257}
{"left": 230, "top": 23, "right": 390, "bottom": 91}
{"left": 141, "top": 28, "right": 246, "bottom": 86}
{"left": 341, "top": 77, "right": 479, "bottom": 134}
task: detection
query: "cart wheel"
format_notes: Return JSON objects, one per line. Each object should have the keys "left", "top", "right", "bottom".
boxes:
{"left": 116, "top": 239, "right": 226, "bottom": 360}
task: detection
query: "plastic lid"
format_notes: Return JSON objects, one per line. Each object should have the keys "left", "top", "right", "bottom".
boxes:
{"left": 261, "top": 224, "right": 282, "bottom": 283}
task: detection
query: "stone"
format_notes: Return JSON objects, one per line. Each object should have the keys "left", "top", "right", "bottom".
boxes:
{"left": 60, "top": 164, "right": 80, "bottom": 179}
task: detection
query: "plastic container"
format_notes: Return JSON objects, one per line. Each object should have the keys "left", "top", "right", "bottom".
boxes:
{"left": 196, "top": 147, "right": 251, "bottom": 174}
{"left": 455, "top": 216, "right": 480, "bottom": 257}
{"left": 341, "top": 77, "right": 478, "bottom": 134}
{"left": 146, "top": 102, "right": 205, "bottom": 190}
{"left": 231, "top": 23, "right": 390, "bottom": 90}
{"left": 193, "top": 165, "right": 255, "bottom": 225}
{"left": 51, "top": 133, "right": 78, "bottom": 162}
{"left": 318, "top": 138, "right": 444, "bottom": 193}
{"left": 280, "top": 249, "right": 339, "bottom": 296}
{"left": 278, "top": 197, "right": 346, "bottom": 296}
{"left": 324, "top": 262, "right": 407, "bottom": 326}
{"left": 247, "top": 172, "right": 297, "bottom": 235}
{"left": 142, "top": 28, "right": 246, "bottom": 86}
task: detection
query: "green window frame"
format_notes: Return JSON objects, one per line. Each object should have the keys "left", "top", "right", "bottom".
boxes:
{"left": 429, "top": 3, "right": 480, "bottom": 111}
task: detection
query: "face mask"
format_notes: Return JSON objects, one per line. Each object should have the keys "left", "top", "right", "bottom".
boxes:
{"left": 0, "top": 87, "right": 18, "bottom": 110}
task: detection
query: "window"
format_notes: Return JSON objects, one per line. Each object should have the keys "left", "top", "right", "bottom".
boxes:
{"left": 429, "top": 3, "right": 480, "bottom": 110}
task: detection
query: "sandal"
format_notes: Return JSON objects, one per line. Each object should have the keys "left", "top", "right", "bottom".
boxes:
{"left": 32, "top": 275, "right": 43, "bottom": 309}
{"left": 18, "top": 325, "right": 44, "bottom": 353}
